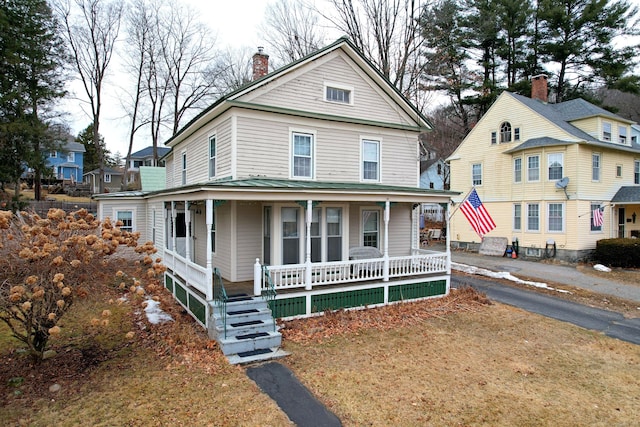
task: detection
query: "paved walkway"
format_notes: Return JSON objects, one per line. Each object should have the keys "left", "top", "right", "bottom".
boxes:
{"left": 451, "top": 250, "right": 640, "bottom": 304}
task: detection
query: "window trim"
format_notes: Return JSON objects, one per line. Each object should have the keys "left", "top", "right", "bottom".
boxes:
{"left": 115, "top": 209, "right": 135, "bottom": 233}
{"left": 603, "top": 122, "right": 612, "bottom": 142}
{"left": 104, "top": 173, "right": 112, "bottom": 183}
{"left": 490, "top": 131, "right": 497, "bottom": 145}
{"left": 592, "top": 152, "right": 601, "bottom": 182}
{"left": 208, "top": 134, "right": 216, "bottom": 179}
{"left": 619, "top": 125, "right": 627, "bottom": 144}
{"left": 616, "top": 164, "right": 623, "bottom": 178}
{"left": 323, "top": 82, "right": 354, "bottom": 105}
{"left": 514, "top": 127, "right": 521, "bottom": 141}
{"left": 514, "top": 157, "right": 522, "bottom": 183}
{"left": 547, "top": 202, "right": 564, "bottom": 233}
{"left": 67, "top": 152, "right": 75, "bottom": 162}
{"left": 361, "top": 138, "right": 381, "bottom": 182}
{"left": 547, "top": 152, "right": 563, "bottom": 181}
{"left": 513, "top": 203, "right": 522, "bottom": 231}
{"left": 527, "top": 154, "right": 540, "bottom": 182}
{"left": 361, "top": 208, "right": 382, "bottom": 249}
{"left": 290, "top": 129, "right": 316, "bottom": 180}
{"left": 590, "top": 202, "right": 603, "bottom": 232}
{"left": 500, "top": 121, "right": 512, "bottom": 143}
{"left": 471, "top": 163, "right": 482, "bottom": 186}
{"left": 50, "top": 151, "right": 57, "bottom": 158}
{"left": 526, "top": 203, "right": 540, "bottom": 232}
{"left": 634, "top": 159, "right": 640, "bottom": 184}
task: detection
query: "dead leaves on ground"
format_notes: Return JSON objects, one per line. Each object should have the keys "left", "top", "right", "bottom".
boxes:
{"left": 281, "top": 286, "right": 491, "bottom": 344}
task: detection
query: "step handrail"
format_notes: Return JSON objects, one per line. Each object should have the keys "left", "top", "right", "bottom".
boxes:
{"left": 261, "top": 265, "right": 277, "bottom": 330}
{"left": 212, "top": 267, "right": 228, "bottom": 338}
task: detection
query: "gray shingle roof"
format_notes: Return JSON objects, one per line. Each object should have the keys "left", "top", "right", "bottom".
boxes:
{"left": 611, "top": 186, "right": 640, "bottom": 203}
{"left": 131, "top": 146, "right": 171, "bottom": 158}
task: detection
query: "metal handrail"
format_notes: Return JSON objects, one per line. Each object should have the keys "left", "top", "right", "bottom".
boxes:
{"left": 261, "top": 265, "right": 278, "bottom": 329}
{"left": 212, "top": 267, "right": 228, "bottom": 338}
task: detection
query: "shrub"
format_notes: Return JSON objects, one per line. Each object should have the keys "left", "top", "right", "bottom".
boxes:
{"left": 594, "top": 238, "right": 640, "bottom": 268}
{"left": 0, "top": 208, "right": 164, "bottom": 361}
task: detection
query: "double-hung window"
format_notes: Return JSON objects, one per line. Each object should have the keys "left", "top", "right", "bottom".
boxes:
{"left": 490, "top": 131, "right": 497, "bottom": 145}
{"left": 514, "top": 157, "right": 522, "bottom": 183}
{"left": 50, "top": 151, "right": 57, "bottom": 158}
{"left": 548, "top": 203, "right": 564, "bottom": 232}
{"left": 513, "top": 203, "right": 522, "bottom": 231}
{"left": 590, "top": 202, "right": 602, "bottom": 232}
{"left": 67, "top": 152, "right": 75, "bottom": 162}
{"left": 362, "top": 139, "right": 380, "bottom": 181}
{"left": 292, "top": 132, "right": 313, "bottom": 179}
{"left": 209, "top": 135, "right": 216, "bottom": 178}
{"left": 619, "top": 125, "right": 627, "bottom": 144}
{"left": 104, "top": 173, "right": 112, "bottom": 183}
{"left": 592, "top": 153, "right": 601, "bottom": 181}
{"left": 635, "top": 160, "right": 640, "bottom": 184}
{"left": 527, "top": 203, "right": 539, "bottom": 231}
{"left": 116, "top": 210, "right": 134, "bottom": 232}
{"left": 472, "top": 163, "right": 482, "bottom": 186}
{"left": 527, "top": 155, "right": 540, "bottom": 181}
{"left": 603, "top": 122, "right": 611, "bottom": 141}
{"left": 548, "top": 153, "right": 563, "bottom": 180}
{"left": 362, "top": 210, "right": 379, "bottom": 248}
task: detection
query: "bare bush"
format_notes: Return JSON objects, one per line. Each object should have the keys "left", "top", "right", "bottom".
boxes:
{"left": 0, "top": 208, "right": 164, "bottom": 361}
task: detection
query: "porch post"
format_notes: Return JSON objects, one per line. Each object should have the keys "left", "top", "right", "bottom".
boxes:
{"left": 305, "top": 199, "right": 312, "bottom": 290}
{"left": 185, "top": 201, "right": 191, "bottom": 262}
{"left": 446, "top": 201, "right": 452, "bottom": 275}
{"left": 254, "top": 258, "right": 262, "bottom": 296}
{"left": 171, "top": 202, "right": 177, "bottom": 253}
{"left": 205, "top": 199, "right": 213, "bottom": 300}
{"left": 383, "top": 199, "right": 390, "bottom": 282}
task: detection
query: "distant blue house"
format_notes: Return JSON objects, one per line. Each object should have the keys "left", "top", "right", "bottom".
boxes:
{"left": 47, "top": 140, "right": 85, "bottom": 183}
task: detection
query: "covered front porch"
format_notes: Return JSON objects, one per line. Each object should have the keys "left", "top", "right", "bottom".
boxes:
{"left": 154, "top": 178, "right": 455, "bottom": 323}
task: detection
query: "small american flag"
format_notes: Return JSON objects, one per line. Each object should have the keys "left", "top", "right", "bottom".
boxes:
{"left": 460, "top": 188, "right": 496, "bottom": 237}
{"left": 592, "top": 206, "right": 604, "bottom": 227}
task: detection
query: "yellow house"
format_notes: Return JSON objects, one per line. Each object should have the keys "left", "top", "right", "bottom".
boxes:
{"left": 448, "top": 75, "right": 640, "bottom": 261}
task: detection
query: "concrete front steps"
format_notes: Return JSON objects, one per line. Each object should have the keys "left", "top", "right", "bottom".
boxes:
{"left": 209, "top": 295, "right": 288, "bottom": 365}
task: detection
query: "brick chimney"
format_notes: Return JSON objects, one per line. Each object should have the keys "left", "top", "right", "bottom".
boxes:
{"left": 252, "top": 47, "right": 269, "bottom": 81}
{"left": 531, "top": 74, "right": 548, "bottom": 103}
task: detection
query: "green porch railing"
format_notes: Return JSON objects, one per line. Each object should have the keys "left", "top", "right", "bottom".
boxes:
{"left": 261, "top": 265, "right": 278, "bottom": 330}
{"left": 212, "top": 268, "right": 228, "bottom": 338}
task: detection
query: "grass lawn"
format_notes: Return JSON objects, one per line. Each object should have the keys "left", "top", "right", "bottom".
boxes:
{"left": 1, "top": 278, "right": 639, "bottom": 426}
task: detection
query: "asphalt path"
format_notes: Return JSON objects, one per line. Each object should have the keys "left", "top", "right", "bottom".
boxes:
{"left": 452, "top": 273, "right": 640, "bottom": 345}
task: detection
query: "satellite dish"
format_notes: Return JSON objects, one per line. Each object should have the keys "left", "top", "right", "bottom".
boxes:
{"left": 555, "top": 177, "right": 569, "bottom": 189}
{"left": 555, "top": 177, "right": 570, "bottom": 199}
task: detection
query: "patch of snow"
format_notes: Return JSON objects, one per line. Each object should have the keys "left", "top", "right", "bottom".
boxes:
{"left": 593, "top": 264, "right": 611, "bottom": 273}
{"left": 452, "top": 262, "right": 571, "bottom": 294}
{"left": 143, "top": 298, "right": 173, "bottom": 324}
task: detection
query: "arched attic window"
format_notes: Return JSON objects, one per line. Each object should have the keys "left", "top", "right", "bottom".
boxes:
{"left": 500, "top": 122, "right": 512, "bottom": 143}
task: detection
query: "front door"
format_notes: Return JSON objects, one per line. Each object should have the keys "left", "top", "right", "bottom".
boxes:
{"left": 619, "top": 207, "right": 626, "bottom": 238}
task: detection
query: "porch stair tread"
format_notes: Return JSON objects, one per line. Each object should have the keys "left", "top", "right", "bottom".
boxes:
{"left": 226, "top": 347, "right": 290, "bottom": 365}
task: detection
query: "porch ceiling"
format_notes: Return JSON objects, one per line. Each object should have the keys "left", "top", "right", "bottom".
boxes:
{"left": 147, "top": 177, "right": 458, "bottom": 203}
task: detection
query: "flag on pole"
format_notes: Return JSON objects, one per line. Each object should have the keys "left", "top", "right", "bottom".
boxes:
{"left": 460, "top": 188, "right": 496, "bottom": 237}
{"left": 592, "top": 206, "right": 604, "bottom": 227}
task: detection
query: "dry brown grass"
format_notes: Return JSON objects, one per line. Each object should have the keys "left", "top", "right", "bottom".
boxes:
{"left": 2, "top": 282, "right": 639, "bottom": 426}
{"left": 283, "top": 299, "right": 640, "bottom": 426}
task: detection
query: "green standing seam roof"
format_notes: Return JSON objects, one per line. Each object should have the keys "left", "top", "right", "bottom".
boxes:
{"left": 139, "top": 167, "right": 166, "bottom": 192}
{"left": 93, "top": 177, "right": 459, "bottom": 199}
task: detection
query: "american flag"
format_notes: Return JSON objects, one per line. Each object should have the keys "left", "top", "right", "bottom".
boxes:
{"left": 592, "top": 206, "right": 604, "bottom": 227}
{"left": 460, "top": 188, "right": 496, "bottom": 237}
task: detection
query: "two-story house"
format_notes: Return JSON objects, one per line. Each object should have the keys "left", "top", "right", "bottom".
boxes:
{"left": 448, "top": 75, "right": 640, "bottom": 261}
{"left": 95, "top": 38, "right": 455, "bottom": 362}
{"left": 47, "top": 140, "right": 85, "bottom": 183}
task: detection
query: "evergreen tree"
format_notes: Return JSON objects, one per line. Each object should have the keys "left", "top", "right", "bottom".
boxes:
{"left": 0, "top": 0, "right": 66, "bottom": 200}
{"left": 538, "top": 0, "right": 638, "bottom": 101}
{"left": 76, "top": 124, "right": 114, "bottom": 172}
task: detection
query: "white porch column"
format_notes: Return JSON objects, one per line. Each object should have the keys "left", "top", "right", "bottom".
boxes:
{"left": 445, "top": 202, "right": 452, "bottom": 275}
{"left": 205, "top": 199, "right": 213, "bottom": 300}
{"left": 383, "top": 199, "right": 390, "bottom": 282}
{"left": 171, "top": 202, "right": 177, "bottom": 253}
{"left": 185, "top": 202, "right": 191, "bottom": 262}
{"left": 254, "top": 258, "right": 262, "bottom": 296}
{"left": 305, "top": 199, "right": 312, "bottom": 290}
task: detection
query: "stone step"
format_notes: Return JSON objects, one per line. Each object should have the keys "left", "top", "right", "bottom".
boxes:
{"left": 218, "top": 330, "right": 282, "bottom": 356}
{"left": 215, "top": 318, "right": 277, "bottom": 338}
{"left": 226, "top": 347, "right": 290, "bottom": 365}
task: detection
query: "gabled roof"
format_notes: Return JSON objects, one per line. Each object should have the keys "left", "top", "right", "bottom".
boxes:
{"left": 165, "top": 37, "right": 432, "bottom": 147}
{"left": 131, "top": 146, "right": 171, "bottom": 158}
{"left": 62, "top": 141, "right": 86, "bottom": 153}
{"left": 83, "top": 167, "right": 124, "bottom": 176}
{"left": 503, "top": 93, "right": 640, "bottom": 155}
{"left": 612, "top": 186, "right": 640, "bottom": 203}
